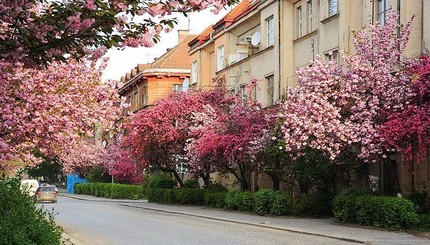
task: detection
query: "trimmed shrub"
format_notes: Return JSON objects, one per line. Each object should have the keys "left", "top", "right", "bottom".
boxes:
{"left": 255, "top": 189, "right": 276, "bottom": 215}
{"left": 94, "top": 182, "right": 108, "bottom": 197}
{"left": 175, "top": 189, "right": 205, "bottom": 205}
{"left": 0, "top": 178, "right": 62, "bottom": 245}
{"left": 103, "top": 183, "right": 113, "bottom": 198}
{"left": 405, "top": 190, "right": 429, "bottom": 212}
{"left": 184, "top": 179, "right": 199, "bottom": 189}
{"left": 74, "top": 183, "right": 83, "bottom": 194}
{"left": 225, "top": 191, "right": 239, "bottom": 210}
{"left": 163, "top": 189, "right": 176, "bottom": 204}
{"left": 356, "top": 196, "right": 419, "bottom": 230}
{"left": 293, "top": 193, "right": 332, "bottom": 216}
{"left": 204, "top": 191, "right": 227, "bottom": 208}
{"left": 110, "top": 184, "right": 143, "bottom": 199}
{"left": 334, "top": 188, "right": 420, "bottom": 230}
{"left": 333, "top": 188, "right": 375, "bottom": 223}
{"left": 270, "top": 191, "right": 293, "bottom": 216}
{"left": 146, "top": 173, "right": 177, "bottom": 189}
{"left": 147, "top": 188, "right": 167, "bottom": 203}
{"left": 236, "top": 191, "right": 255, "bottom": 212}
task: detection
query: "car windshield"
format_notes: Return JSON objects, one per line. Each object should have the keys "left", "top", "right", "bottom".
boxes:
{"left": 39, "top": 187, "right": 56, "bottom": 192}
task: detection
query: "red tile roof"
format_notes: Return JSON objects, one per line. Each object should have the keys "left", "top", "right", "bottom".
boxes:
{"left": 189, "top": 0, "right": 261, "bottom": 49}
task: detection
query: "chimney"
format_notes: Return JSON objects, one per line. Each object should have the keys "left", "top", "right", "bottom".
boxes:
{"left": 178, "top": 29, "right": 189, "bottom": 43}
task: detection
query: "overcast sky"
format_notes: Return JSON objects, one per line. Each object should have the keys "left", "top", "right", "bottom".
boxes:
{"left": 102, "top": 8, "right": 231, "bottom": 81}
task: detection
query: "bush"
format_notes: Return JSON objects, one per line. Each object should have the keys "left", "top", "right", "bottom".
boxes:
{"left": 333, "top": 188, "right": 375, "bottom": 223}
{"left": 87, "top": 166, "right": 111, "bottom": 183}
{"left": 204, "top": 191, "right": 227, "bottom": 208}
{"left": 334, "top": 189, "right": 420, "bottom": 230}
{"left": 255, "top": 189, "right": 276, "bottom": 215}
{"left": 293, "top": 193, "right": 332, "bottom": 216}
{"left": 163, "top": 189, "right": 176, "bottom": 204}
{"left": 174, "top": 189, "right": 205, "bottom": 205}
{"left": 93, "top": 182, "right": 109, "bottom": 197}
{"left": 357, "top": 196, "right": 419, "bottom": 230}
{"left": 103, "top": 183, "right": 113, "bottom": 198}
{"left": 270, "top": 191, "right": 293, "bottom": 216}
{"left": 109, "top": 184, "right": 143, "bottom": 199}
{"left": 184, "top": 179, "right": 199, "bottom": 189}
{"left": 147, "top": 188, "right": 167, "bottom": 203}
{"left": 224, "top": 191, "right": 255, "bottom": 212}
{"left": 146, "top": 173, "right": 177, "bottom": 189}
{"left": 236, "top": 191, "right": 255, "bottom": 212}
{"left": 405, "top": 190, "right": 429, "bottom": 212}
{"left": 225, "top": 191, "right": 239, "bottom": 210}
{"left": 74, "top": 183, "right": 82, "bottom": 194}
{"left": 0, "top": 178, "right": 62, "bottom": 245}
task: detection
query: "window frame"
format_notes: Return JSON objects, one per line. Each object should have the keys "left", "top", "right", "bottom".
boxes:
{"left": 266, "top": 15, "right": 275, "bottom": 46}
{"left": 266, "top": 75, "right": 275, "bottom": 107}
{"left": 327, "top": 0, "right": 338, "bottom": 17}
{"left": 191, "top": 61, "right": 198, "bottom": 85}
{"left": 377, "top": 0, "right": 390, "bottom": 26}
{"left": 296, "top": 6, "right": 303, "bottom": 38}
{"left": 307, "top": 0, "right": 313, "bottom": 33}
{"left": 217, "top": 45, "right": 224, "bottom": 71}
{"left": 172, "top": 84, "right": 183, "bottom": 92}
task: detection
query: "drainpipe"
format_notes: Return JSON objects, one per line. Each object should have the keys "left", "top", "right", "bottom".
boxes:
{"left": 277, "top": 0, "right": 281, "bottom": 101}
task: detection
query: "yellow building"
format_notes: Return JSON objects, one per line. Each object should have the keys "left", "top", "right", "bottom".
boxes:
{"left": 189, "top": 0, "right": 429, "bottom": 193}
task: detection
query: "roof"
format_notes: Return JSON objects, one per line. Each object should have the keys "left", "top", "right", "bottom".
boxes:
{"left": 149, "top": 34, "right": 197, "bottom": 69}
{"left": 189, "top": 0, "right": 261, "bottom": 50}
{"left": 119, "top": 34, "right": 197, "bottom": 92}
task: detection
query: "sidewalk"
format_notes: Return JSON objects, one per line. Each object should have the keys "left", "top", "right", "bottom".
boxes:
{"left": 59, "top": 192, "right": 430, "bottom": 245}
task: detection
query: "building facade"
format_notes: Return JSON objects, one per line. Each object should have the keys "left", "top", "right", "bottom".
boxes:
{"left": 119, "top": 31, "right": 196, "bottom": 115}
{"left": 189, "top": 0, "right": 429, "bottom": 193}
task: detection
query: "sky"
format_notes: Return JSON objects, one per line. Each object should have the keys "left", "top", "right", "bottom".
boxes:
{"left": 101, "top": 8, "right": 231, "bottom": 81}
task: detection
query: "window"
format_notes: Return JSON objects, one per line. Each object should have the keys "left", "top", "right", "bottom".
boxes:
{"left": 143, "top": 83, "right": 148, "bottom": 106}
{"left": 191, "top": 61, "right": 198, "bottom": 84}
{"left": 377, "top": 0, "right": 390, "bottom": 26}
{"left": 307, "top": 0, "right": 313, "bottom": 32}
{"left": 327, "top": 0, "right": 337, "bottom": 16}
{"left": 266, "top": 16, "right": 274, "bottom": 46}
{"left": 267, "top": 75, "right": 275, "bottom": 106}
{"left": 133, "top": 91, "right": 138, "bottom": 111}
{"left": 325, "top": 50, "right": 339, "bottom": 63}
{"left": 172, "top": 84, "right": 183, "bottom": 92}
{"left": 240, "top": 85, "right": 247, "bottom": 101}
{"left": 296, "top": 6, "right": 303, "bottom": 37}
{"left": 217, "top": 45, "right": 224, "bottom": 71}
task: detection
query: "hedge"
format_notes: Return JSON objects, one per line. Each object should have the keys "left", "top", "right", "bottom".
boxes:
{"left": 75, "top": 183, "right": 143, "bottom": 199}
{"left": 333, "top": 188, "right": 420, "bottom": 230}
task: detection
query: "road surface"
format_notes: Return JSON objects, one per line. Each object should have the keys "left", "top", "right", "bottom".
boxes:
{"left": 40, "top": 196, "right": 358, "bottom": 245}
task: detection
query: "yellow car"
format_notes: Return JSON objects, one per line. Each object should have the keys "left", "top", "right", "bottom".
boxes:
{"left": 34, "top": 186, "right": 58, "bottom": 203}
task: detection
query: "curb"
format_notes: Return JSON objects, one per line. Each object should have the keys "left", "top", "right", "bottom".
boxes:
{"left": 58, "top": 193, "right": 146, "bottom": 204}
{"left": 120, "top": 203, "right": 365, "bottom": 244}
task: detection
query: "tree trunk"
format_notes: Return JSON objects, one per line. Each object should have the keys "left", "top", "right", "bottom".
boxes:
{"left": 200, "top": 172, "right": 210, "bottom": 189}
{"left": 270, "top": 174, "right": 280, "bottom": 191}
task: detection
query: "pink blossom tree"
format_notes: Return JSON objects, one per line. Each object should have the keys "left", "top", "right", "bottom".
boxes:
{"left": 122, "top": 89, "right": 229, "bottom": 187}
{"left": 379, "top": 55, "right": 430, "bottom": 163}
{"left": 280, "top": 12, "right": 414, "bottom": 164}
{"left": 104, "top": 143, "right": 144, "bottom": 184}
{"left": 0, "top": 59, "right": 123, "bottom": 174}
{"left": 187, "top": 92, "right": 270, "bottom": 191}
{"left": 0, "top": 0, "right": 233, "bottom": 65}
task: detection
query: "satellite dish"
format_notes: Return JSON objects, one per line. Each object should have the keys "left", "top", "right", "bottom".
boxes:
{"left": 251, "top": 31, "right": 261, "bottom": 46}
{"left": 182, "top": 78, "right": 189, "bottom": 91}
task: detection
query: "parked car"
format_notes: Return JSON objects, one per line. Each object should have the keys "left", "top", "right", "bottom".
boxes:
{"left": 34, "top": 186, "right": 58, "bottom": 203}
{"left": 20, "top": 179, "right": 39, "bottom": 197}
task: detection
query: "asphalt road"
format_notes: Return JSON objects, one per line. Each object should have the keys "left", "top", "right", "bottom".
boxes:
{"left": 39, "top": 196, "right": 357, "bottom": 245}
